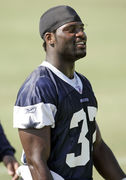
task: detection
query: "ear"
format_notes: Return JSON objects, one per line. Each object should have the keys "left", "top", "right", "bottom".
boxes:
{"left": 44, "top": 32, "right": 55, "bottom": 46}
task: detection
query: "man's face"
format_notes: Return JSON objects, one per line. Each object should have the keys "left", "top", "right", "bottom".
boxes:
{"left": 54, "top": 21, "right": 87, "bottom": 61}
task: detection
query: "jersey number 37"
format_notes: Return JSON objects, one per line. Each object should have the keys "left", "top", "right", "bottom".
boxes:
{"left": 66, "top": 106, "right": 97, "bottom": 167}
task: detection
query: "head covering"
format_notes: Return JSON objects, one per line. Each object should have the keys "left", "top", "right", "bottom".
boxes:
{"left": 39, "top": 5, "right": 82, "bottom": 39}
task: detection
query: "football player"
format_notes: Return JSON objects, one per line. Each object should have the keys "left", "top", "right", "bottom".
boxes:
{"left": 14, "top": 5, "right": 126, "bottom": 180}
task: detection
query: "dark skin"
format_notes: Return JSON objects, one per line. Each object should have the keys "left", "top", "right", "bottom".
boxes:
{"left": 3, "top": 155, "right": 19, "bottom": 180}
{"left": 93, "top": 124, "right": 125, "bottom": 180}
{"left": 45, "top": 22, "right": 87, "bottom": 78}
{"left": 19, "top": 21, "right": 126, "bottom": 180}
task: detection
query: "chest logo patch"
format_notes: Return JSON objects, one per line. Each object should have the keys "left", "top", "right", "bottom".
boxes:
{"left": 80, "top": 98, "right": 89, "bottom": 103}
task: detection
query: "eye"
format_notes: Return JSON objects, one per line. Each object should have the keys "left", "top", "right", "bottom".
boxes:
{"left": 65, "top": 26, "right": 76, "bottom": 33}
{"left": 63, "top": 25, "right": 76, "bottom": 33}
{"left": 63, "top": 25, "right": 85, "bottom": 33}
{"left": 69, "top": 26, "right": 76, "bottom": 33}
{"left": 69, "top": 26, "right": 85, "bottom": 33}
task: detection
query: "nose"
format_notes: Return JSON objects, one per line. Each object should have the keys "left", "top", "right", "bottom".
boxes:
{"left": 76, "top": 30, "right": 87, "bottom": 40}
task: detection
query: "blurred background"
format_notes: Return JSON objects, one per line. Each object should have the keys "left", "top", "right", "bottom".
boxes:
{"left": 0, "top": 0, "right": 126, "bottom": 179}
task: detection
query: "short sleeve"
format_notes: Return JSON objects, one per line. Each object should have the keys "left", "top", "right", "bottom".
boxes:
{"left": 13, "top": 76, "right": 57, "bottom": 129}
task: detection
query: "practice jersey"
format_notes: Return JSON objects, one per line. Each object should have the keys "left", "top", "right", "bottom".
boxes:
{"left": 13, "top": 61, "right": 98, "bottom": 180}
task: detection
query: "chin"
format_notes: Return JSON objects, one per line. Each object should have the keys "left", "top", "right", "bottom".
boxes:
{"left": 75, "top": 51, "right": 86, "bottom": 60}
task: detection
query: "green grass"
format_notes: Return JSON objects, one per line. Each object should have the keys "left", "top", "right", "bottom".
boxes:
{"left": 0, "top": 0, "right": 126, "bottom": 179}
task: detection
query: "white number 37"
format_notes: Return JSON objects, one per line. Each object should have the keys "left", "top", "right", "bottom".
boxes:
{"left": 66, "top": 106, "right": 97, "bottom": 167}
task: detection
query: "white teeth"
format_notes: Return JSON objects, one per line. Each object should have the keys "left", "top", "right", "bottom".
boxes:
{"left": 76, "top": 42, "right": 84, "bottom": 45}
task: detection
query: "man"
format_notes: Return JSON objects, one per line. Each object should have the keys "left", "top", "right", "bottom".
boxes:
{"left": 13, "top": 5, "right": 126, "bottom": 180}
{"left": 0, "top": 123, "right": 19, "bottom": 180}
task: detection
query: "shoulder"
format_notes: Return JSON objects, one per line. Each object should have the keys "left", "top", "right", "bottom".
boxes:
{"left": 15, "top": 66, "right": 58, "bottom": 106}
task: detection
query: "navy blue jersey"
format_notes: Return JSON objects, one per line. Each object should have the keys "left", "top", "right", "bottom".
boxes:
{"left": 14, "top": 62, "right": 98, "bottom": 180}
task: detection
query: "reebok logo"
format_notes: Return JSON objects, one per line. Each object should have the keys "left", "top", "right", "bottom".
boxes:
{"left": 25, "top": 107, "right": 36, "bottom": 113}
{"left": 80, "top": 98, "right": 89, "bottom": 103}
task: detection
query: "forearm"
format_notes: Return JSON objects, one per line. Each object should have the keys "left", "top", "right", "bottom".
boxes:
{"left": 28, "top": 159, "right": 53, "bottom": 180}
{"left": 18, "top": 127, "right": 53, "bottom": 180}
{"left": 93, "top": 140, "right": 126, "bottom": 180}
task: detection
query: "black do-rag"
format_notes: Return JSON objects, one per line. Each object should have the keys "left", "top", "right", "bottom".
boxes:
{"left": 39, "top": 5, "right": 82, "bottom": 39}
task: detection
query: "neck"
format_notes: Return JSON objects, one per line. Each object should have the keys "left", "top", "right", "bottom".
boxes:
{"left": 46, "top": 53, "right": 75, "bottom": 79}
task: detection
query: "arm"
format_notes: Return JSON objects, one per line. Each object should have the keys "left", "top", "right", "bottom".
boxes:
{"left": 93, "top": 123, "right": 126, "bottom": 180}
{"left": 18, "top": 126, "right": 53, "bottom": 180}
{"left": 0, "top": 124, "right": 19, "bottom": 180}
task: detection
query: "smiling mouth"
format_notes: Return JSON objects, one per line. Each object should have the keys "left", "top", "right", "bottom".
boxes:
{"left": 76, "top": 41, "right": 86, "bottom": 48}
